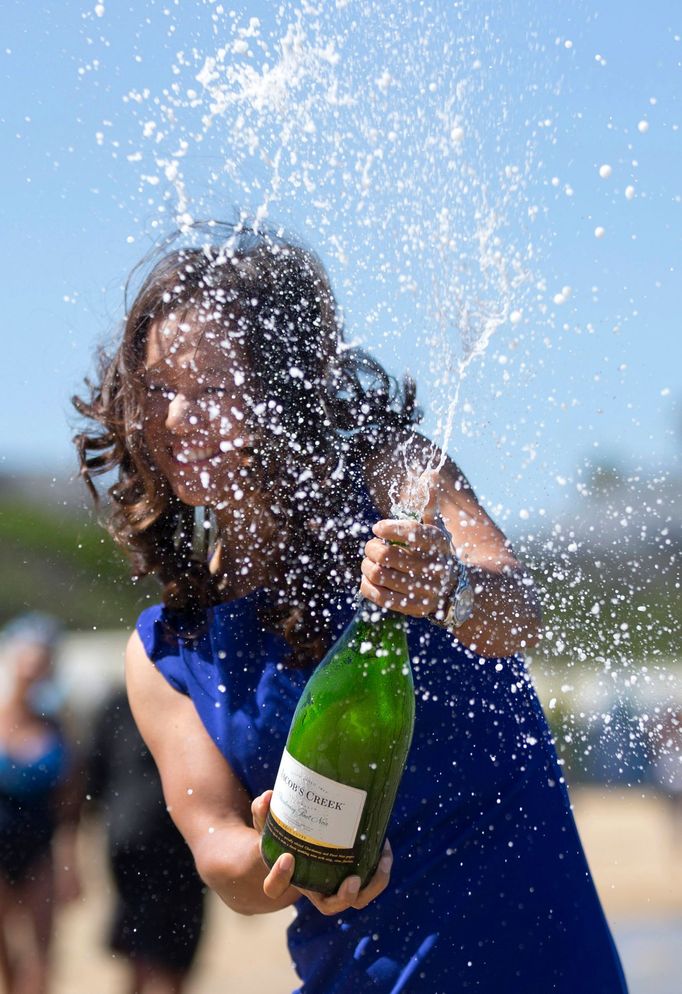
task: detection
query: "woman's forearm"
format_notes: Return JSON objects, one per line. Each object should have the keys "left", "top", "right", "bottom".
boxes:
{"left": 193, "top": 822, "right": 299, "bottom": 916}
{"left": 454, "top": 565, "right": 541, "bottom": 658}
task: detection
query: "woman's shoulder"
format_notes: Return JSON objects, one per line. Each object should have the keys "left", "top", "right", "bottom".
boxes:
{"left": 135, "top": 602, "right": 213, "bottom": 652}
{"left": 135, "top": 603, "right": 177, "bottom": 659}
{"left": 132, "top": 604, "right": 194, "bottom": 696}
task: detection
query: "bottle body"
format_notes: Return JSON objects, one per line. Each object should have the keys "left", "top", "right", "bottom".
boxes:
{"left": 261, "top": 602, "right": 415, "bottom": 895}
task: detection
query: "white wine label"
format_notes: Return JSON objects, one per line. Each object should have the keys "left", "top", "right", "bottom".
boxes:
{"left": 268, "top": 749, "right": 367, "bottom": 854}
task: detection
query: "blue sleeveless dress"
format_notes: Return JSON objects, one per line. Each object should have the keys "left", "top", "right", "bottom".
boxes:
{"left": 136, "top": 507, "right": 628, "bottom": 993}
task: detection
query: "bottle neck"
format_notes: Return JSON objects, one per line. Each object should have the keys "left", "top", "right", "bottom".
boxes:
{"left": 354, "top": 596, "right": 407, "bottom": 631}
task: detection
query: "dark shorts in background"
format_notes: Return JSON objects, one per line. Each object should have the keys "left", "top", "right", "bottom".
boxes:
{"left": 109, "top": 847, "right": 206, "bottom": 972}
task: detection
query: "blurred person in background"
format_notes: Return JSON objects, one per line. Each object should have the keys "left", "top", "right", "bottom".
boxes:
{"left": 86, "top": 684, "right": 205, "bottom": 994}
{"left": 0, "top": 613, "right": 81, "bottom": 994}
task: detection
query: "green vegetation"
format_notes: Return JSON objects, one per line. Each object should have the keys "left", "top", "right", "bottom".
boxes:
{"left": 1, "top": 478, "right": 678, "bottom": 660}
{"left": 0, "top": 498, "right": 157, "bottom": 630}
{"left": 531, "top": 552, "right": 681, "bottom": 663}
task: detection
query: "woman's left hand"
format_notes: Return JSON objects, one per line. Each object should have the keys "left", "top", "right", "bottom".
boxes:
{"left": 252, "top": 791, "right": 393, "bottom": 914}
{"left": 360, "top": 514, "right": 456, "bottom": 619}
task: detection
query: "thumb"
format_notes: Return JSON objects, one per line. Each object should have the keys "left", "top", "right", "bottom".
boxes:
{"left": 421, "top": 485, "right": 442, "bottom": 529}
{"left": 422, "top": 491, "right": 454, "bottom": 549}
{"left": 251, "top": 789, "right": 273, "bottom": 834}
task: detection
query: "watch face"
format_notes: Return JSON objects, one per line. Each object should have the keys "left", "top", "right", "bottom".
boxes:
{"left": 453, "top": 585, "right": 475, "bottom": 625}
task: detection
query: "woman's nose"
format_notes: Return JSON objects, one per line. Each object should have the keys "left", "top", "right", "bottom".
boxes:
{"left": 165, "top": 392, "right": 198, "bottom": 432}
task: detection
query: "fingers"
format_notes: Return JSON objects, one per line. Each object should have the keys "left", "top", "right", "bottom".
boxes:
{"left": 262, "top": 852, "right": 296, "bottom": 900}
{"left": 360, "top": 576, "right": 435, "bottom": 617}
{"left": 362, "top": 549, "right": 451, "bottom": 593}
{"left": 426, "top": 505, "right": 454, "bottom": 547}
{"left": 298, "top": 840, "right": 393, "bottom": 916}
{"left": 352, "top": 839, "right": 393, "bottom": 910}
{"left": 297, "top": 873, "right": 362, "bottom": 916}
{"left": 255, "top": 809, "right": 392, "bottom": 911}
{"left": 362, "top": 525, "right": 456, "bottom": 617}
{"left": 251, "top": 789, "right": 272, "bottom": 835}
{"left": 372, "top": 519, "right": 451, "bottom": 556}
{"left": 363, "top": 537, "right": 427, "bottom": 574}
{"left": 363, "top": 536, "right": 452, "bottom": 584}
{"left": 420, "top": 487, "right": 453, "bottom": 542}
{"left": 360, "top": 560, "right": 442, "bottom": 611}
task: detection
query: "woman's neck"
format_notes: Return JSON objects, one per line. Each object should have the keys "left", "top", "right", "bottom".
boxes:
{"left": 213, "top": 500, "right": 278, "bottom": 600}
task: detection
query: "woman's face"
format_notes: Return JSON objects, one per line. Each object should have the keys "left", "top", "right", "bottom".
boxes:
{"left": 12, "top": 642, "right": 53, "bottom": 690}
{"left": 142, "top": 313, "right": 256, "bottom": 508}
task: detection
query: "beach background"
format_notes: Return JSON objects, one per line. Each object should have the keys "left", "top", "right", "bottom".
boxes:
{"left": 42, "top": 629, "right": 682, "bottom": 994}
{"left": 51, "top": 779, "right": 681, "bottom": 993}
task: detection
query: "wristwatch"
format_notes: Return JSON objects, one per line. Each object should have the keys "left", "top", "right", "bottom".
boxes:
{"left": 436, "top": 558, "right": 475, "bottom": 631}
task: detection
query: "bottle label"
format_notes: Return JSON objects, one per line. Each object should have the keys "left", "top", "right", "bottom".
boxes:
{"left": 266, "top": 749, "right": 367, "bottom": 864}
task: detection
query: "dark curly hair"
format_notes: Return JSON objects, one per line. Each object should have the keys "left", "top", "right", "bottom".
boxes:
{"left": 73, "top": 223, "right": 420, "bottom": 666}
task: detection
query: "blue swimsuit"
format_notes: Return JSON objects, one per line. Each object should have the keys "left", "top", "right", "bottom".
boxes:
{"left": 0, "top": 731, "right": 68, "bottom": 884}
{"left": 137, "top": 505, "right": 628, "bottom": 993}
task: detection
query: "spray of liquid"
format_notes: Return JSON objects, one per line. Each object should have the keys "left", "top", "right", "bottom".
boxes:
{"left": 116, "top": 4, "right": 544, "bottom": 498}
{"left": 386, "top": 166, "right": 534, "bottom": 522}
{"left": 90, "top": 1, "right": 681, "bottom": 779}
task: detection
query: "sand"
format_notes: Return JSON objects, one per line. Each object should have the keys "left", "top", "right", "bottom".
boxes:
{"left": 44, "top": 787, "right": 682, "bottom": 994}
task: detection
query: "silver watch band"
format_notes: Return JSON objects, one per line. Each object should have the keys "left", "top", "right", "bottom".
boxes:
{"left": 432, "top": 557, "right": 475, "bottom": 631}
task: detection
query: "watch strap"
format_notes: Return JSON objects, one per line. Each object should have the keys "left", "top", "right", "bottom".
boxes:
{"left": 432, "top": 557, "right": 474, "bottom": 631}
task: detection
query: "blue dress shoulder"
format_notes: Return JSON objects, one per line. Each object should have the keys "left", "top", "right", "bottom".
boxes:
{"left": 136, "top": 523, "right": 628, "bottom": 994}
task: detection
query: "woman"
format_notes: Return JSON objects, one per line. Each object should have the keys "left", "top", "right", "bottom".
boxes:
{"left": 0, "top": 614, "right": 80, "bottom": 994}
{"left": 74, "top": 225, "right": 628, "bottom": 993}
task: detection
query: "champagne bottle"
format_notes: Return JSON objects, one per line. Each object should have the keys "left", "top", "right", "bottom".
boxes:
{"left": 261, "top": 521, "right": 417, "bottom": 896}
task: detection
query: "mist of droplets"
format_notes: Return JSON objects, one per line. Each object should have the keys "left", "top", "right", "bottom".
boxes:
{"left": 82, "top": 1, "right": 680, "bottom": 791}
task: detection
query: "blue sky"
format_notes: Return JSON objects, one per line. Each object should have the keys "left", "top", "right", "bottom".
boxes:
{"left": 2, "top": 0, "right": 680, "bottom": 525}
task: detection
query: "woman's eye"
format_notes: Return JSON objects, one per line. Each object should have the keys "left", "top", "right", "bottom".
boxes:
{"left": 148, "top": 385, "right": 176, "bottom": 400}
{"left": 203, "top": 387, "right": 226, "bottom": 397}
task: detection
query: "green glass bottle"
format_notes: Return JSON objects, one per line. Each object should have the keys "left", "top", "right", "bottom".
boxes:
{"left": 261, "top": 594, "right": 416, "bottom": 895}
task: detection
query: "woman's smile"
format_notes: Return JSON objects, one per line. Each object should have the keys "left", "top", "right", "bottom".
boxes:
{"left": 174, "top": 444, "right": 223, "bottom": 466}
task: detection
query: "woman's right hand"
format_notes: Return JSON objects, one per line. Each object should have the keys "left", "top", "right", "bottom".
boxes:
{"left": 251, "top": 790, "right": 394, "bottom": 916}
